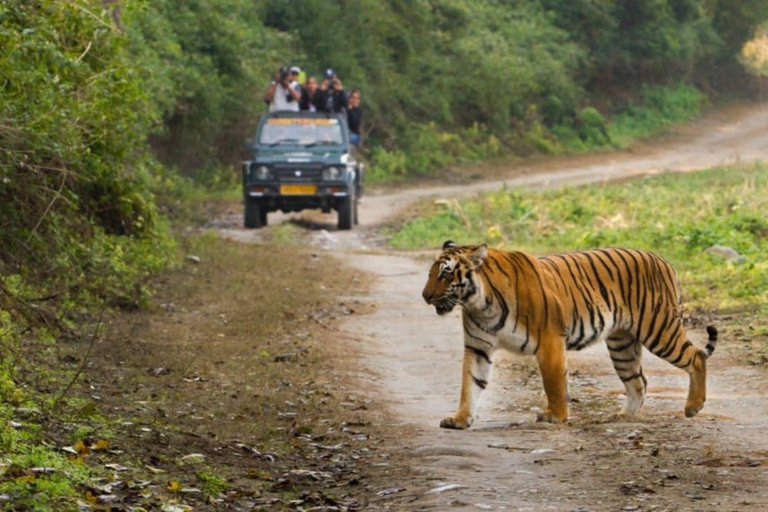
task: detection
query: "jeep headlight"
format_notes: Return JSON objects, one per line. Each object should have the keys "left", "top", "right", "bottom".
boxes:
{"left": 252, "top": 165, "right": 271, "bottom": 180}
{"left": 322, "top": 166, "right": 341, "bottom": 180}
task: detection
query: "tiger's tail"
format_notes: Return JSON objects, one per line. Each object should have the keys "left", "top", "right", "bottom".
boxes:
{"left": 705, "top": 325, "right": 718, "bottom": 358}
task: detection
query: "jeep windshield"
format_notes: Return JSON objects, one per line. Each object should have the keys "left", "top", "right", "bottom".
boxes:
{"left": 259, "top": 117, "right": 344, "bottom": 146}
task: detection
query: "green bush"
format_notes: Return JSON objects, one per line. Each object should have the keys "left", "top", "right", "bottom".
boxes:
{"left": 368, "top": 122, "right": 505, "bottom": 181}
{"left": 0, "top": 0, "right": 175, "bottom": 310}
{"left": 609, "top": 84, "right": 706, "bottom": 146}
{"left": 124, "top": 0, "right": 287, "bottom": 172}
{"left": 0, "top": 4, "right": 176, "bottom": 504}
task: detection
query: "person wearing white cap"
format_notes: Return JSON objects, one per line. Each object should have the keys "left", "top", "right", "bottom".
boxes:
{"left": 263, "top": 66, "right": 301, "bottom": 112}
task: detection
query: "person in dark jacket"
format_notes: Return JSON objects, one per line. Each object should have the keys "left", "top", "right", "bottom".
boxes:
{"left": 315, "top": 68, "right": 347, "bottom": 113}
{"left": 347, "top": 89, "right": 362, "bottom": 147}
{"left": 299, "top": 76, "right": 320, "bottom": 111}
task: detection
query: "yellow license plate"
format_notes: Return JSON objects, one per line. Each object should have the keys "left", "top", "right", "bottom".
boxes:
{"left": 280, "top": 184, "right": 317, "bottom": 195}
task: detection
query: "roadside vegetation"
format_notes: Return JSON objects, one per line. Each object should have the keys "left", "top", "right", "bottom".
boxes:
{"left": 390, "top": 163, "right": 768, "bottom": 338}
{"left": 368, "top": 83, "right": 707, "bottom": 181}
{"left": 3, "top": 234, "right": 395, "bottom": 509}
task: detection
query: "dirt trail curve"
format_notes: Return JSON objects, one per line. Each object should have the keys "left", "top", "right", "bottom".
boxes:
{"left": 221, "top": 104, "right": 768, "bottom": 510}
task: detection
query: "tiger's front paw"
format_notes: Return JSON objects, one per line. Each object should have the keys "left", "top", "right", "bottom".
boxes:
{"left": 684, "top": 399, "right": 704, "bottom": 418}
{"left": 439, "top": 415, "right": 473, "bottom": 430}
{"left": 535, "top": 408, "right": 567, "bottom": 424}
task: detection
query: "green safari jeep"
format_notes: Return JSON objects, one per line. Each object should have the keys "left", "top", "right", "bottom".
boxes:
{"left": 241, "top": 111, "right": 364, "bottom": 230}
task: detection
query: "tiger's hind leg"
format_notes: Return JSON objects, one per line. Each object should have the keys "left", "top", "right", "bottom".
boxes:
{"left": 643, "top": 324, "right": 708, "bottom": 418}
{"left": 607, "top": 331, "right": 646, "bottom": 416}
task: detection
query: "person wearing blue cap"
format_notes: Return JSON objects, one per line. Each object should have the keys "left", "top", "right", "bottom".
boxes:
{"left": 316, "top": 68, "right": 348, "bottom": 113}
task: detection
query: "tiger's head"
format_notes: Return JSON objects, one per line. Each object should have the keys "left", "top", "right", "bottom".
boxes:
{"left": 422, "top": 240, "right": 488, "bottom": 315}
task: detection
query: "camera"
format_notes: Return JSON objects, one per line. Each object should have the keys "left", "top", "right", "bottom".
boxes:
{"left": 279, "top": 67, "right": 290, "bottom": 84}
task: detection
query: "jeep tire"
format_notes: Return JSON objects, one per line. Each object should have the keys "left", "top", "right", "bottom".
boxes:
{"left": 337, "top": 190, "right": 355, "bottom": 230}
{"left": 244, "top": 197, "right": 264, "bottom": 229}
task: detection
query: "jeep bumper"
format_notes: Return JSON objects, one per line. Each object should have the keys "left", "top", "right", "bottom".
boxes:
{"left": 244, "top": 181, "right": 352, "bottom": 213}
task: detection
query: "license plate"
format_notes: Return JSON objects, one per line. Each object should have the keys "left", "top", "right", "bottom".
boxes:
{"left": 280, "top": 184, "right": 317, "bottom": 195}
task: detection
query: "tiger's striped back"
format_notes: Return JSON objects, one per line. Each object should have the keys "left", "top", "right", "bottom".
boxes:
{"left": 540, "top": 249, "right": 687, "bottom": 355}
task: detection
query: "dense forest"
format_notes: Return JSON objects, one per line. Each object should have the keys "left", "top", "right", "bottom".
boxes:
{"left": 1, "top": 0, "right": 768, "bottom": 504}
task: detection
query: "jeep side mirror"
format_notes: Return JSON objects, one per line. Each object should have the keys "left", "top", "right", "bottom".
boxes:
{"left": 244, "top": 139, "right": 255, "bottom": 151}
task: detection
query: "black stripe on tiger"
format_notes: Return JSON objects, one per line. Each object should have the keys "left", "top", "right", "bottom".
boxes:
{"left": 620, "top": 371, "right": 645, "bottom": 383}
{"left": 669, "top": 340, "right": 692, "bottom": 367}
{"left": 471, "top": 375, "right": 488, "bottom": 389}
{"left": 705, "top": 325, "right": 718, "bottom": 357}
{"left": 466, "top": 345, "right": 492, "bottom": 365}
{"left": 463, "top": 321, "right": 494, "bottom": 348}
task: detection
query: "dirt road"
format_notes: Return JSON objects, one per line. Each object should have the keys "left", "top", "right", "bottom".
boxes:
{"left": 342, "top": 254, "right": 768, "bottom": 511}
{"left": 220, "top": 104, "right": 768, "bottom": 510}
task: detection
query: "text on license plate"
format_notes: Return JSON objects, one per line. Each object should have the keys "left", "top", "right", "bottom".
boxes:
{"left": 280, "top": 184, "right": 317, "bottom": 195}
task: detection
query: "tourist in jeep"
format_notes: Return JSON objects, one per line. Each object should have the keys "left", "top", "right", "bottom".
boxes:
{"left": 300, "top": 75, "right": 320, "bottom": 112}
{"left": 316, "top": 68, "right": 347, "bottom": 114}
{"left": 264, "top": 66, "right": 301, "bottom": 112}
{"left": 347, "top": 89, "right": 362, "bottom": 147}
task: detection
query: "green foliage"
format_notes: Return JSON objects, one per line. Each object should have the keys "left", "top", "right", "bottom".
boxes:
{"left": 21, "top": 0, "right": 747, "bottom": 183}
{"left": 368, "top": 122, "right": 504, "bottom": 181}
{"left": 262, "top": 0, "right": 585, "bottom": 142}
{"left": 543, "top": 0, "right": 721, "bottom": 85}
{"left": 576, "top": 107, "right": 611, "bottom": 146}
{"left": 0, "top": 3, "right": 175, "bottom": 505}
{"left": 369, "top": 83, "right": 706, "bottom": 179}
{"left": 391, "top": 163, "right": 768, "bottom": 317}
{"left": 0, "top": 0, "right": 174, "bottom": 304}
{"left": 609, "top": 84, "right": 706, "bottom": 146}
{"left": 710, "top": 0, "right": 768, "bottom": 84}
{"left": 124, "top": 0, "right": 288, "bottom": 172}
{"left": 2, "top": 0, "right": 746, "bottom": 184}
{"left": 0, "top": 442, "right": 90, "bottom": 510}
{"left": 252, "top": 0, "right": 768, "bottom": 180}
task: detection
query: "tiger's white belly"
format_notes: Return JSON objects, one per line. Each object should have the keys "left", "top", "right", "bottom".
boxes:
{"left": 497, "top": 325, "right": 538, "bottom": 355}
{"left": 495, "top": 313, "right": 618, "bottom": 355}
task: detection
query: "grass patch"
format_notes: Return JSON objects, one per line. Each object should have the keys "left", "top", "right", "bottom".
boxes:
{"left": 196, "top": 469, "right": 229, "bottom": 498}
{"left": 389, "top": 163, "right": 768, "bottom": 331}
{"left": 269, "top": 222, "right": 301, "bottom": 245}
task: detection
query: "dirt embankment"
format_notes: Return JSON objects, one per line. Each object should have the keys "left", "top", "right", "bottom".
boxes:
{"left": 66, "top": 238, "right": 409, "bottom": 510}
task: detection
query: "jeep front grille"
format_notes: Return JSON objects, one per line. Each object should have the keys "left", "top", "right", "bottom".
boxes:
{"left": 273, "top": 163, "right": 323, "bottom": 182}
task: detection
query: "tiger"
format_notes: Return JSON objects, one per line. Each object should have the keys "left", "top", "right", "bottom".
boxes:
{"left": 421, "top": 241, "right": 718, "bottom": 429}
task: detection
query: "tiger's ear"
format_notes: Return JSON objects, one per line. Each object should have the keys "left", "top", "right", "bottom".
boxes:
{"left": 469, "top": 244, "right": 488, "bottom": 268}
{"left": 442, "top": 240, "right": 458, "bottom": 250}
